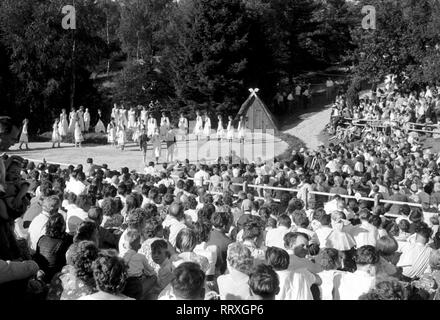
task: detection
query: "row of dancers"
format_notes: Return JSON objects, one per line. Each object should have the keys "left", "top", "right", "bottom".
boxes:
{"left": 107, "top": 107, "right": 247, "bottom": 142}
{"left": 47, "top": 106, "right": 248, "bottom": 150}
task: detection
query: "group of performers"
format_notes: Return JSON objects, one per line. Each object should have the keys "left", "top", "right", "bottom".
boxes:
{"left": 51, "top": 106, "right": 106, "bottom": 148}
{"left": 45, "top": 102, "right": 248, "bottom": 164}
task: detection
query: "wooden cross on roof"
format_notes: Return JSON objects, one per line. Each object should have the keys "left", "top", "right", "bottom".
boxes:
{"left": 249, "top": 88, "right": 259, "bottom": 98}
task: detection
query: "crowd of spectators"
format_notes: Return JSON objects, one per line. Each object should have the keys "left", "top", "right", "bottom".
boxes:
{"left": 2, "top": 82, "right": 440, "bottom": 300}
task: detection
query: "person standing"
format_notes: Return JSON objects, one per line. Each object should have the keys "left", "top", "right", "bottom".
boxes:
{"left": 139, "top": 129, "right": 150, "bottom": 165}
{"left": 295, "top": 83, "right": 302, "bottom": 109}
{"left": 52, "top": 118, "right": 61, "bottom": 148}
{"left": 119, "top": 106, "right": 128, "bottom": 128}
{"left": 107, "top": 119, "right": 116, "bottom": 147}
{"left": 18, "top": 118, "right": 30, "bottom": 150}
{"left": 74, "top": 115, "right": 83, "bottom": 148}
{"left": 237, "top": 115, "right": 245, "bottom": 143}
{"left": 160, "top": 112, "right": 170, "bottom": 141}
{"left": 128, "top": 107, "right": 137, "bottom": 129}
{"left": 216, "top": 115, "right": 224, "bottom": 141}
{"left": 178, "top": 113, "right": 188, "bottom": 141}
{"left": 111, "top": 103, "right": 119, "bottom": 125}
{"left": 303, "top": 84, "right": 311, "bottom": 109}
{"left": 193, "top": 111, "right": 203, "bottom": 141}
{"left": 151, "top": 128, "right": 162, "bottom": 164}
{"left": 203, "top": 112, "right": 211, "bottom": 141}
{"left": 326, "top": 78, "right": 335, "bottom": 102}
{"left": 68, "top": 107, "right": 76, "bottom": 133}
{"left": 59, "top": 109, "right": 69, "bottom": 139}
{"left": 117, "top": 124, "right": 126, "bottom": 151}
{"left": 147, "top": 114, "right": 157, "bottom": 137}
{"left": 77, "top": 106, "right": 85, "bottom": 133}
{"left": 94, "top": 109, "right": 106, "bottom": 133}
{"left": 166, "top": 125, "right": 177, "bottom": 163}
{"left": 140, "top": 106, "right": 149, "bottom": 129}
{"left": 226, "top": 115, "right": 234, "bottom": 143}
{"left": 83, "top": 108, "right": 91, "bottom": 133}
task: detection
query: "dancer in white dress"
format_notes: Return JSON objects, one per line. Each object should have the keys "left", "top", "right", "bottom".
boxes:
{"left": 52, "top": 118, "right": 61, "bottom": 148}
{"left": 18, "top": 118, "right": 29, "bottom": 150}
{"left": 226, "top": 115, "right": 234, "bottom": 142}
{"left": 140, "top": 106, "right": 149, "bottom": 128}
{"left": 151, "top": 128, "right": 162, "bottom": 163}
{"left": 74, "top": 116, "right": 84, "bottom": 148}
{"left": 160, "top": 112, "right": 170, "bottom": 140}
{"left": 147, "top": 114, "right": 157, "bottom": 137}
{"left": 59, "top": 109, "right": 69, "bottom": 138}
{"left": 68, "top": 108, "right": 76, "bottom": 133}
{"left": 117, "top": 124, "right": 126, "bottom": 151}
{"left": 111, "top": 104, "right": 119, "bottom": 125}
{"left": 94, "top": 109, "right": 106, "bottom": 133}
{"left": 193, "top": 111, "right": 203, "bottom": 140}
{"left": 132, "top": 120, "right": 141, "bottom": 143}
{"left": 107, "top": 119, "right": 116, "bottom": 147}
{"left": 178, "top": 113, "right": 188, "bottom": 141}
{"left": 128, "top": 107, "right": 137, "bottom": 129}
{"left": 119, "top": 107, "right": 128, "bottom": 128}
{"left": 216, "top": 115, "right": 224, "bottom": 140}
{"left": 83, "top": 108, "right": 91, "bottom": 132}
{"left": 203, "top": 112, "right": 211, "bottom": 141}
{"left": 237, "top": 115, "right": 246, "bottom": 142}
{"left": 77, "top": 106, "right": 85, "bottom": 132}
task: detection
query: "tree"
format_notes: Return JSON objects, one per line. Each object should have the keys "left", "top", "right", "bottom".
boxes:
{"left": 164, "top": 0, "right": 255, "bottom": 117}
{"left": 0, "top": 0, "right": 109, "bottom": 131}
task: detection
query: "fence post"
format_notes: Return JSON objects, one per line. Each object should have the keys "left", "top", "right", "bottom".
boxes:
{"left": 243, "top": 181, "right": 248, "bottom": 193}
{"left": 304, "top": 188, "right": 309, "bottom": 210}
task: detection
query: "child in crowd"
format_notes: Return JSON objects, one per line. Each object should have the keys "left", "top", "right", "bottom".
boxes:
{"left": 120, "top": 230, "right": 156, "bottom": 300}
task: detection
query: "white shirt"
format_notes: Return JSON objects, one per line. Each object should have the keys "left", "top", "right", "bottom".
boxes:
{"left": 349, "top": 222, "right": 379, "bottom": 248}
{"left": 217, "top": 268, "right": 250, "bottom": 300}
{"left": 334, "top": 270, "right": 375, "bottom": 300}
{"left": 265, "top": 226, "right": 290, "bottom": 249}
{"left": 397, "top": 242, "right": 433, "bottom": 279}
{"left": 66, "top": 206, "right": 89, "bottom": 234}
{"left": 275, "top": 268, "right": 315, "bottom": 300}
{"left": 193, "top": 170, "right": 210, "bottom": 187}
{"left": 194, "top": 242, "right": 217, "bottom": 276}
{"left": 318, "top": 270, "right": 345, "bottom": 300}
{"left": 287, "top": 250, "right": 323, "bottom": 274}
{"left": 28, "top": 211, "right": 50, "bottom": 251}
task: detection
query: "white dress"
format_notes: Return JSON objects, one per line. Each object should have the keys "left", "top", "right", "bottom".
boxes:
{"left": 19, "top": 123, "right": 28, "bottom": 143}
{"left": 151, "top": 133, "right": 161, "bottom": 158}
{"left": 119, "top": 109, "right": 128, "bottom": 127}
{"left": 203, "top": 117, "right": 211, "bottom": 137}
{"left": 160, "top": 117, "right": 170, "bottom": 138}
{"left": 77, "top": 111, "right": 85, "bottom": 131}
{"left": 111, "top": 107, "right": 119, "bottom": 123}
{"left": 59, "top": 113, "right": 69, "bottom": 137}
{"left": 147, "top": 118, "right": 157, "bottom": 137}
{"left": 128, "top": 110, "right": 137, "bottom": 129}
{"left": 117, "top": 128, "right": 126, "bottom": 146}
{"left": 217, "top": 119, "right": 224, "bottom": 138}
{"left": 52, "top": 123, "right": 61, "bottom": 143}
{"left": 237, "top": 119, "right": 245, "bottom": 139}
{"left": 74, "top": 122, "right": 83, "bottom": 143}
{"left": 140, "top": 110, "right": 148, "bottom": 126}
{"left": 226, "top": 120, "right": 234, "bottom": 140}
{"left": 107, "top": 123, "right": 116, "bottom": 143}
{"left": 193, "top": 115, "right": 203, "bottom": 136}
{"left": 132, "top": 122, "right": 141, "bottom": 142}
{"left": 178, "top": 117, "right": 188, "bottom": 136}
{"left": 83, "top": 112, "right": 91, "bottom": 131}
{"left": 68, "top": 112, "right": 76, "bottom": 133}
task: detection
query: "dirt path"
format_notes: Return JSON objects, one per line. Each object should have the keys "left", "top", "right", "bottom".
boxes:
{"left": 282, "top": 105, "right": 332, "bottom": 151}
